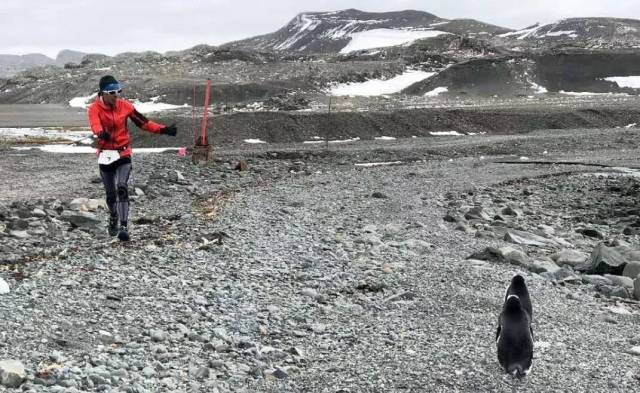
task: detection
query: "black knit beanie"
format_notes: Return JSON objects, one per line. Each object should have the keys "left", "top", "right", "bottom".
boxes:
{"left": 99, "top": 75, "right": 120, "bottom": 91}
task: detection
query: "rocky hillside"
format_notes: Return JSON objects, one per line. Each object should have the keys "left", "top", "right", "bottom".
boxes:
{"left": 494, "top": 18, "right": 640, "bottom": 50}
{"left": 225, "top": 9, "right": 512, "bottom": 53}
{"left": 0, "top": 53, "right": 54, "bottom": 78}
{"left": 0, "top": 50, "right": 88, "bottom": 77}
{"left": 2, "top": 11, "right": 640, "bottom": 105}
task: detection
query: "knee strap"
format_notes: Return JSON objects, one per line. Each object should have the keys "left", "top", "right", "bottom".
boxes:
{"left": 117, "top": 184, "right": 129, "bottom": 201}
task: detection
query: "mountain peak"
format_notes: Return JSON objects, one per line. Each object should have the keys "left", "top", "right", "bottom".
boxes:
{"left": 226, "top": 9, "right": 509, "bottom": 53}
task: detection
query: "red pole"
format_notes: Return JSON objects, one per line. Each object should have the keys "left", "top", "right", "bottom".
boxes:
{"left": 192, "top": 85, "right": 196, "bottom": 140}
{"left": 200, "top": 79, "right": 211, "bottom": 146}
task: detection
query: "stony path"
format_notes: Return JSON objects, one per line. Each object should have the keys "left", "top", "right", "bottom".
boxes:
{"left": 0, "top": 131, "right": 640, "bottom": 392}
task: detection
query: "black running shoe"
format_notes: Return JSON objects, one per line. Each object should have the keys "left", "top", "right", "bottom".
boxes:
{"left": 108, "top": 216, "right": 119, "bottom": 236}
{"left": 117, "top": 226, "right": 130, "bottom": 242}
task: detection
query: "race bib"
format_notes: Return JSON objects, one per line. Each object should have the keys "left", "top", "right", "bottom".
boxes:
{"left": 98, "top": 150, "right": 121, "bottom": 165}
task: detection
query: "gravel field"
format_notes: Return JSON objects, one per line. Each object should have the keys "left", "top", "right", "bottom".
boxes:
{"left": 0, "top": 129, "right": 640, "bottom": 392}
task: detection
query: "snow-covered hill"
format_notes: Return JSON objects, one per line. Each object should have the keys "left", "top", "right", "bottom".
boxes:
{"left": 495, "top": 18, "right": 640, "bottom": 50}
{"left": 225, "top": 9, "right": 512, "bottom": 54}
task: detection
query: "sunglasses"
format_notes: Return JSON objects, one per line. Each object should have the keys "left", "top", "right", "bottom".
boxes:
{"left": 103, "top": 89, "right": 122, "bottom": 96}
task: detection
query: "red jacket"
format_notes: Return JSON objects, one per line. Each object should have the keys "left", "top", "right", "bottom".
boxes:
{"left": 88, "top": 97, "right": 165, "bottom": 157}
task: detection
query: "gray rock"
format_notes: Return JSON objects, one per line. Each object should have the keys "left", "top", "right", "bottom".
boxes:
{"left": 0, "top": 359, "right": 26, "bottom": 388}
{"left": 583, "top": 275, "right": 614, "bottom": 286}
{"left": 551, "top": 249, "right": 589, "bottom": 268}
{"left": 635, "top": 278, "right": 640, "bottom": 300}
{"left": 212, "top": 327, "right": 232, "bottom": 343}
{"left": 587, "top": 243, "right": 629, "bottom": 275}
{"left": 141, "top": 366, "right": 156, "bottom": 378}
{"left": 85, "top": 199, "right": 107, "bottom": 211}
{"left": 464, "top": 206, "right": 490, "bottom": 221}
{"left": 191, "top": 367, "right": 210, "bottom": 380}
{"left": 98, "top": 330, "right": 114, "bottom": 344}
{"left": 371, "top": 192, "right": 388, "bottom": 199}
{"left": 359, "top": 233, "right": 382, "bottom": 246}
{"left": 301, "top": 288, "right": 319, "bottom": 299}
{"left": 264, "top": 367, "right": 289, "bottom": 380}
{"left": 383, "top": 223, "right": 403, "bottom": 237}
{"left": 603, "top": 274, "right": 634, "bottom": 289}
{"left": 455, "top": 222, "right": 474, "bottom": 233}
{"left": 576, "top": 228, "right": 604, "bottom": 239}
{"left": 504, "top": 230, "right": 555, "bottom": 247}
{"left": 60, "top": 210, "right": 100, "bottom": 228}
{"left": 623, "top": 261, "right": 640, "bottom": 280}
{"left": 627, "top": 347, "right": 640, "bottom": 356}
{"left": 68, "top": 198, "right": 89, "bottom": 211}
{"left": 32, "top": 208, "right": 47, "bottom": 218}
{"left": 150, "top": 329, "right": 167, "bottom": 342}
{"left": 611, "top": 286, "right": 632, "bottom": 299}
{"left": 443, "top": 211, "right": 464, "bottom": 223}
{"left": 9, "top": 230, "right": 29, "bottom": 239}
{"left": 537, "top": 224, "right": 555, "bottom": 235}
{"left": 543, "top": 266, "right": 580, "bottom": 282}
{"left": 498, "top": 246, "right": 528, "bottom": 266}
{"left": 529, "top": 259, "right": 561, "bottom": 274}
{"left": 362, "top": 224, "right": 377, "bottom": 233}
{"left": 502, "top": 205, "right": 523, "bottom": 217}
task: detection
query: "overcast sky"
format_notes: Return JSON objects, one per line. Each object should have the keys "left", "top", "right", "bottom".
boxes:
{"left": 2, "top": 0, "right": 640, "bottom": 58}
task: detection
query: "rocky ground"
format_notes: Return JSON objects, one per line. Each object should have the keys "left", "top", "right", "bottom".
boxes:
{"left": 1, "top": 128, "right": 640, "bottom": 392}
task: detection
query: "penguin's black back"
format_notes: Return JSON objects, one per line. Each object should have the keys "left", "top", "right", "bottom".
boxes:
{"left": 497, "top": 295, "right": 534, "bottom": 378}
{"left": 505, "top": 274, "right": 532, "bottom": 319}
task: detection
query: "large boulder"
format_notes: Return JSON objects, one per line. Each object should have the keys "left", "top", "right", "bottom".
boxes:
{"left": 60, "top": 211, "right": 100, "bottom": 228}
{"left": 585, "top": 243, "right": 640, "bottom": 275}
{"left": 504, "top": 230, "right": 556, "bottom": 247}
{"left": 634, "top": 278, "right": 640, "bottom": 301}
{"left": 464, "top": 206, "right": 491, "bottom": 221}
{"left": 623, "top": 261, "right": 640, "bottom": 279}
{"left": 551, "top": 249, "right": 589, "bottom": 268}
{"left": 0, "top": 360, "right": 26, "bottom": 388}
{"left": 69, "top": 198, "right": 106, "bottom": 212}
{"left": 603, "top": 274, "right": 634, "bottom": 289}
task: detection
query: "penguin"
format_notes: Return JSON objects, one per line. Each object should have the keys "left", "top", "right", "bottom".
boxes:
{"left": 496, "top": 275, "right": 534, "bottom": 378}
{"left": 504, "top": 274, "right": 532, "bottom": 320}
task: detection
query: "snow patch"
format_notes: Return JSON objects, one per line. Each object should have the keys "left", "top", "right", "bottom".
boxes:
{"left": 354, "top": 161, "right": 403, "bottom": 167}
{"left": 430, "top": 131, "right": 463, "bottom": 136}
{"left": 330, "top": 70, "right": 436, "bottom": 96}
{"left": 560, "top": 90, "right": 629, "bottom": 96}
{"left": 69, "top": 94, "right": 187, "bottom": 113}
{"left": 69, "top": 93, "right": 98, "bottom": 108}
{"left": 530, "top": 82, "right": 548, "bottom": 94}
{"left": 545, "top": 30, "right": 577, "bottom": 38}
{"left": 243, "top": 139, "right": 267, "bottom": 144}
{"left": 275, "top": 14, "right": 322, "bottom": 50}
{"left": 0, "top": 127, "right": 92, "bottom": 142}
{"left": 340, "top": 29, "right": 449, "bottom": 53}
{"left": 329, "top": 137, "right": 360, "bottom": 144}
{"left": 603, "top": 76, "right": 640, "bottom": 89}
{"left": 424, "top": 87, "right": 448, "bottom": 97}
{"left": 374, "top": 136, "right": 396, "bottom": 141}
{"left": 12, "top": 146, "right": 180, "bottom": 154}
{"left": 131, "top": 100, "right": 188, "bottom": 114}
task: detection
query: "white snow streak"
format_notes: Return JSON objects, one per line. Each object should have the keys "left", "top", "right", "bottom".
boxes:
{"left": 424, "top": 87, "right": 448, "bottom": 97}
{"left": 340, "top": 29, "right": 449, "bottom": 53}
{"left": 604, "top": 76, "right": 640, "bottom": 89}
{"left": 330, "top": 70, "right": 435, "bottom": 96}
